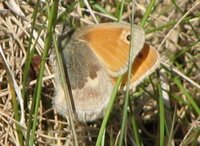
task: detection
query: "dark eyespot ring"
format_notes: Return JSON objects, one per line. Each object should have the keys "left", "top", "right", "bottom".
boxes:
{"left": 138, "top": 52, "right": 143, "bottom": 58}
{"left": 126, "top": 34, "right": 131, "bottom": 41}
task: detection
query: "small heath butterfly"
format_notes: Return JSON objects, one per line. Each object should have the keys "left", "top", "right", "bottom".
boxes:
{"left": 53, "top": 23, "right": 160, "bottom": 122}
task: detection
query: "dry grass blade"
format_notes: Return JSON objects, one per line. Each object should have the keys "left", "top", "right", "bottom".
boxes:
{"left": 83, "top": 0, "right": 98, "bottom": 24}
{"left": 0, "top": 46, "right": 25, "bottom": 125}
{"left": 161, "top": 60, "right": 200, "bottom": 90}
{"left": 5, "top": 0, "right": 24, "bottom": 17}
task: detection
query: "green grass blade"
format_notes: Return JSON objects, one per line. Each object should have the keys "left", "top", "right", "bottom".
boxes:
{"left": 130, "top": 111, "right": 142, "bottom": 146}
{"left": 116, "top": 0, "right": 125, "bottom": 21}
{"left": 10, "top": 84, "right": 24, "bottom": 146}
{"left": 158, "top": 83, "right": 165, "bottom": 146}
{"left": 118, "top": 1, "right": 135, "bottom": 145}
{"left": 22, "top": 0, "right": 40, "bottom": 100}
{"left": 95, "top": 76, "right": 123, "bottom": 146}
{"left": 53, "top": 33, "right": 79, "bottom": 146}
{"left": 27, "top": 1, "right": 59, "bottom": 145}
{"left": 140, "top": 0, "right": 156, "bottom": 27}
{"left": 93, "top": 4, "right": 113, "bottom": 17}
{"left": 174, "top": 77, "right": 200, "bottom": 115}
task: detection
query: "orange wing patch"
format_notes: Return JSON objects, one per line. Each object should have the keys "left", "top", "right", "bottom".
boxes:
{"left": 112, "top": 44, "right": 159, "bottom": 88}
{"left": 80, "top": 27, "right": 130, "bottom": 75}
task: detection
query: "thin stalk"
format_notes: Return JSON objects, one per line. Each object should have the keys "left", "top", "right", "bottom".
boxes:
{"left": 118, "top": 1, "right": 135, "bottom": 145}
{"left": 27, "top": 1, "right": 59, "bottom": 145}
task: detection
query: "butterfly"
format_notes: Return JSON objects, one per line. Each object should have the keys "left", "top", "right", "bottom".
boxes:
{"left": 53, "top": 23, "right": 160, "bottom": 122}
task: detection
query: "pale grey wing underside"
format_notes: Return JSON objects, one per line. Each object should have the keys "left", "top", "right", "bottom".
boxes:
{"left": 54, "top": 39, "right": 113, "bottom": 122}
